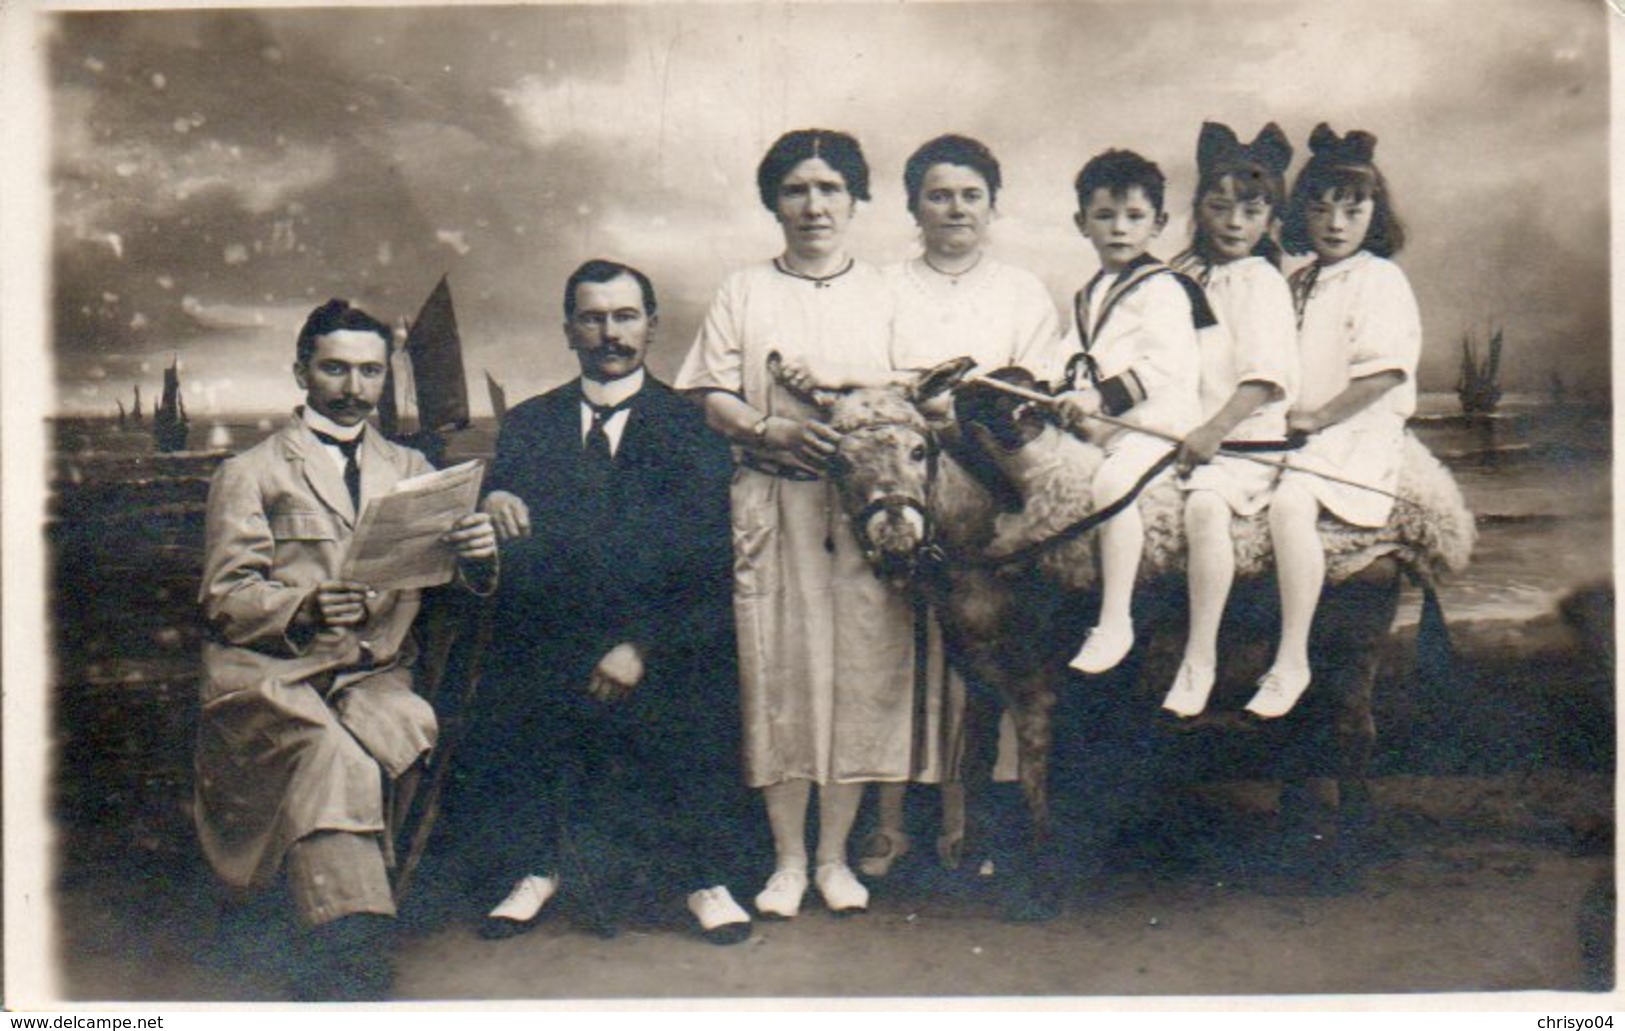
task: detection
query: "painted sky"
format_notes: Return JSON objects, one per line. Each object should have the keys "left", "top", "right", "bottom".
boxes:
{"left": 43, "top": 0, "right": 1608, "bottom": 417}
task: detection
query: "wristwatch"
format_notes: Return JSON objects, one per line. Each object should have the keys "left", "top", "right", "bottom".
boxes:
{"left": 751, "top": 416, "right": 772, "bottom": 443}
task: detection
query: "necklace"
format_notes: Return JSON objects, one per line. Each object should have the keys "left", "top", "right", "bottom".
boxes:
{"left": 921, "top": 251, "right": 983, "bottom": 285}
{"left": 774, "top": 256, "right": 854, "bottom": 289}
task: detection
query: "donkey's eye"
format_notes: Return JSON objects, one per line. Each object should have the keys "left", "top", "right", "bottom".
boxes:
{"left": 910, "top": 444, "right": 928, "bottom": 462}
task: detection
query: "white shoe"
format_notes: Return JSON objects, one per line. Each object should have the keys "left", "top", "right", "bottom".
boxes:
{"left": 1161, "top": 660, "right": 1217, "bottom": 718}
{"left": 814, "top": 862, "right": 869, "bottom": 914}
{"left": 856, "top": 828, "right": 911, "bottom": 878}
{"left": 1068, "top": 623, "right": 1135, "bottom": 674}
{"left": 479, "top": 874, "right": 558, "bottom": 939}
{"left": 687, "top": 885, "right": 752, "bottom": 945}
{"left": 754, "top": 867, "right": 808, "bottom": 919}
{"left": 1245, "top": 667, "right": 1312, "bottom": 719}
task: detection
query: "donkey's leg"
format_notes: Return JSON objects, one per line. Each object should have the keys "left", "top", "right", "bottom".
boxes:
{"left": 1002, "top": 673, "right": 1061, "bottom": 922}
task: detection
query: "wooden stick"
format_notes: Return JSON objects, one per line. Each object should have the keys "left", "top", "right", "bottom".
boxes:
{"left": 963, "top": 375, "right": 1406, "bottom": 503}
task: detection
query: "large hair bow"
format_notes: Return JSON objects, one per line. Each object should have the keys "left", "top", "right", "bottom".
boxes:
{"left": 1196, "top": 121, "right": 1293, "bottom": 176}
{"left": 1307, "top": 122, "right": 1377, "bottom": 166}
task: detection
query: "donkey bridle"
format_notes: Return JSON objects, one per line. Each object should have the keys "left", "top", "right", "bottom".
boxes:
{"left": 835, "top": 419, "right": 940, "bottom": 568}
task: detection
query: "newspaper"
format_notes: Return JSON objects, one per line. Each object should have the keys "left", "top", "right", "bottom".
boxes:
{"left": 340, "top": 459, "right": 485, "bottom": 590}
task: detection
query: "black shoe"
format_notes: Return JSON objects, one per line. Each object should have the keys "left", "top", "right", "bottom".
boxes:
{"left": 292, "top": 913, "right": 394, "bottom": 1002}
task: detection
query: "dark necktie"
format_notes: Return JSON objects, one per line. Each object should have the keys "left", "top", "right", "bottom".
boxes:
{"left": 583, "top": 397, "right": 634, "bottom": 465}
{"left": 312, "top": 429, "right": 362, "bottom": 510}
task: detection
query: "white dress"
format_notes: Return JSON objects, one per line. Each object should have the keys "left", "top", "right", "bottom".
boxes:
{"left": 1171, "top": 253, "right": 1299, "bottom": 516}
{"left": 886, "top": 257, "right": 1067, "bottom": 385}
{"left": 1282, "top": 251, "right": 1420, "bottom": 527}
{"left": 886, "top": 256, "right": 1063, "bottom": 783}
{"left": 675, "top": 259, "right": 917, "bottom": 787}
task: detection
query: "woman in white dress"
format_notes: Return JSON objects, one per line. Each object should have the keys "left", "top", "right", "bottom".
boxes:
{"left": 877, "top": 135, "right": 1065, "bottom": 874}
{"left": 675, "top": 129, "right": 912, "bottom": 917}
{"left": 781, "top": 134, "right": 1065, "bottom": 876}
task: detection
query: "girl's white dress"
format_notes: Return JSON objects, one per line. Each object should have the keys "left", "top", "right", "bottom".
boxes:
{"left": 1170, "top": 252, "right": 1299, "bottom": 516}
{"left": 1282, "top": 250, "right": 1421, "bottom": 527}
{"left": 885, "top": 256, "right": 1064, "bottom": 783}
{"left": 676, "top": 259, "right": 917, "bottom": 787}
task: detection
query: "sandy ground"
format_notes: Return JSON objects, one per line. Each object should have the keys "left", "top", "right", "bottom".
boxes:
{"left": 51, "top": 771, "right": 1614, "bottom": 1004}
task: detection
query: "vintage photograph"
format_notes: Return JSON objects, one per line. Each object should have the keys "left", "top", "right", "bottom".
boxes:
{"left": 6, "top": 0, "right": 1615, "bottom": 1006}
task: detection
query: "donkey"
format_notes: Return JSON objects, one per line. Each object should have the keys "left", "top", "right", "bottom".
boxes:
{"left": 792, "top": 357, "right": 1472, "bottom": 916}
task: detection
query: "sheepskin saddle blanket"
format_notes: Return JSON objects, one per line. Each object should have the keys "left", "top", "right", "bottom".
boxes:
{"left": 979, "top": 425, "right": 1477, "bottom": 593}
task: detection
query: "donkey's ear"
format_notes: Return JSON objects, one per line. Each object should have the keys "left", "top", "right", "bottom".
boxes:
{"left": 910, "top": 356, "right": 977, "bottom": 403}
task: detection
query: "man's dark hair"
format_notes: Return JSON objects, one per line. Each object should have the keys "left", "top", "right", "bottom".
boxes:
{"left": 563, "top": 259, "right": 658, "bottom": 320}
{"left": 755, "top": 129, "right": 871, "bottom": 212}
{"left": 295, "top": 299, "right": 393, "bottom": 366}
{"left": 1073, "top": 148, "right": 1167, "bottom": 214}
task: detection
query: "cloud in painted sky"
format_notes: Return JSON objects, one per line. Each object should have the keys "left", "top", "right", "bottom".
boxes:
{"left": 45, "top": 1, "right": 1609, "bottom": 415}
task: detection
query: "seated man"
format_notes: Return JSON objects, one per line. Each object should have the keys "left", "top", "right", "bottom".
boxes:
{"left": 195, "top": 299, "right": 496, "bottom": 1000}
{"left": 454, "top": 259, "right": 750, "bottom": 944}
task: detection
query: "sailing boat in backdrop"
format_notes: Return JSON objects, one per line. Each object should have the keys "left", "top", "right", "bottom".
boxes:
{"left": 153, "top": 356, "right": 189, "bottom": 453}
{"left": 485, "top": 369, "right": 507, "bottom": 423}
{"left": 381, "top": 274, "right": 472, "bottom": 467}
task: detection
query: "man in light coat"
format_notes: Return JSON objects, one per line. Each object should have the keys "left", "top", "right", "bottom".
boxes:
{"left": 195, "top": 298, "right": 496, "bottom": 999}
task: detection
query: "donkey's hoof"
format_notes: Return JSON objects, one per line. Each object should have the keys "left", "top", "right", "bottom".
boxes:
{"left": 935, "top": 833, "right": 964, "bottom": 871}
{"left": 856, "top": 829, "right": 911, "bottom": 878}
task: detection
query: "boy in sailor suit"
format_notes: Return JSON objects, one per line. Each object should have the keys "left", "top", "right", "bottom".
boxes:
{"left": 1055, "top": 149, "right": 1213, "bottom": 677}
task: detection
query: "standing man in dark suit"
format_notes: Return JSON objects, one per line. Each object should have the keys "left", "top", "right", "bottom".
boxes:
{"left": 456, "top": 259, "right": 750, "bottom": 943}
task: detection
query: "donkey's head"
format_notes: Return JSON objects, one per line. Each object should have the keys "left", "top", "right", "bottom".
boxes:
{"left": 770, "top": 354, "right": 974, "bottom": 584}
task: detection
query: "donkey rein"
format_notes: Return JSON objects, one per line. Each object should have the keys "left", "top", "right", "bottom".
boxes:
{"left": 963, "top": 375, "right": 1408, "bottom": 504}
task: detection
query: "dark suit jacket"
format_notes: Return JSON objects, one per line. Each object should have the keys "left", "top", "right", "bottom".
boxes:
{"left": 485, "top": 374, "right": 735, "bottom": 696}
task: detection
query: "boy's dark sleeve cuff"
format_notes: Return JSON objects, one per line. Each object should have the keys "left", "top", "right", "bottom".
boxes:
{"left": 1097, "top": 370, "right": 1147, "bottom": 416}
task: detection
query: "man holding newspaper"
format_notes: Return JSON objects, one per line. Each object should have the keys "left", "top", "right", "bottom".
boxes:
{"left": 194, "top": 299, "right": 496, "bottom": 1000}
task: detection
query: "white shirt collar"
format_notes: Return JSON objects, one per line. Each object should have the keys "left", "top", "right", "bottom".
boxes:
{"left": 301, "top": 405, "right": 366, "bottom": 443}
{"left": 581, "top": 366, "right": 645, "bottom": 409}
{"left": 1313, "top": 249, "right": 1374, "bottom": 283}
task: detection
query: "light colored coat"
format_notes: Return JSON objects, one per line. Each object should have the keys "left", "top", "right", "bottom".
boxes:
{"left": 195, "top": 416, "right": 440, "bottom": 889}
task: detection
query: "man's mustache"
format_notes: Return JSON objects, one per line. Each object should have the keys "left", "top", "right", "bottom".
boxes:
{"left": 573, "top": 342, "right": 639, "bottom": 359}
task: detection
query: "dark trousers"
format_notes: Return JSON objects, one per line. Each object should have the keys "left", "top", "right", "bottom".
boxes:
{"left": 450, "top": 656, "right": 754, "bottom": 909}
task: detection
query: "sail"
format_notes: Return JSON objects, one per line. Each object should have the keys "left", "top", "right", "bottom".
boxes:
{"left": 153, "top": 356, "right": 189, "bottom": 452}
{"left": 485, "top": 370, "right": 507, "bottom": 422}
{"left": 376, "top": 333, "right": 401, "bottom": 438}
{"left": 404, "top": 275, "right": 470, "bottom": 433}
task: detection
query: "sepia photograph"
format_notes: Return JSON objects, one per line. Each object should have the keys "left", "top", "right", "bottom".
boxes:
{"left": 3, "top": 0, "right": 1616, "bottom": 1008}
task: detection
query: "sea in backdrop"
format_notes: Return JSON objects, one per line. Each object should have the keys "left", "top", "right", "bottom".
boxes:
{"left": 40, "top": 391, "right": 1613, "bottom": 853}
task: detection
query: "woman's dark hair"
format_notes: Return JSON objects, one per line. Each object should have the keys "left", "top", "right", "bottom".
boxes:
{"left": 756, "top": 129, "right": 870, "bottom": 211}
{"left": 903, "top": 134, "right": 1002, "bottom": 214}
{"left": 1073, "top": 149, "right": 1165, "bottom": 214}
{"left": 1280, "top": 124, "right": 1406, "bottom": 258}
{"left": 295, "top": 299, "right": 392, "bottom": 366}
{"left": 1191, "top": 158, "right": 1288, "bottom": 266}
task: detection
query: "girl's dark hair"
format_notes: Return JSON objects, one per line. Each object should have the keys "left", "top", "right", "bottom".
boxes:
{"left": 1191, "top": 159, "right": 1287, "bottom": 266}
{"left": 903, "top": 134, "right": 1002, "bottom": 214}
{"left": 756, "top": 129, "right": 870, "bottom": 211}
{"left": 1280, "top": 124, "right": 1406, "bottom": 258}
